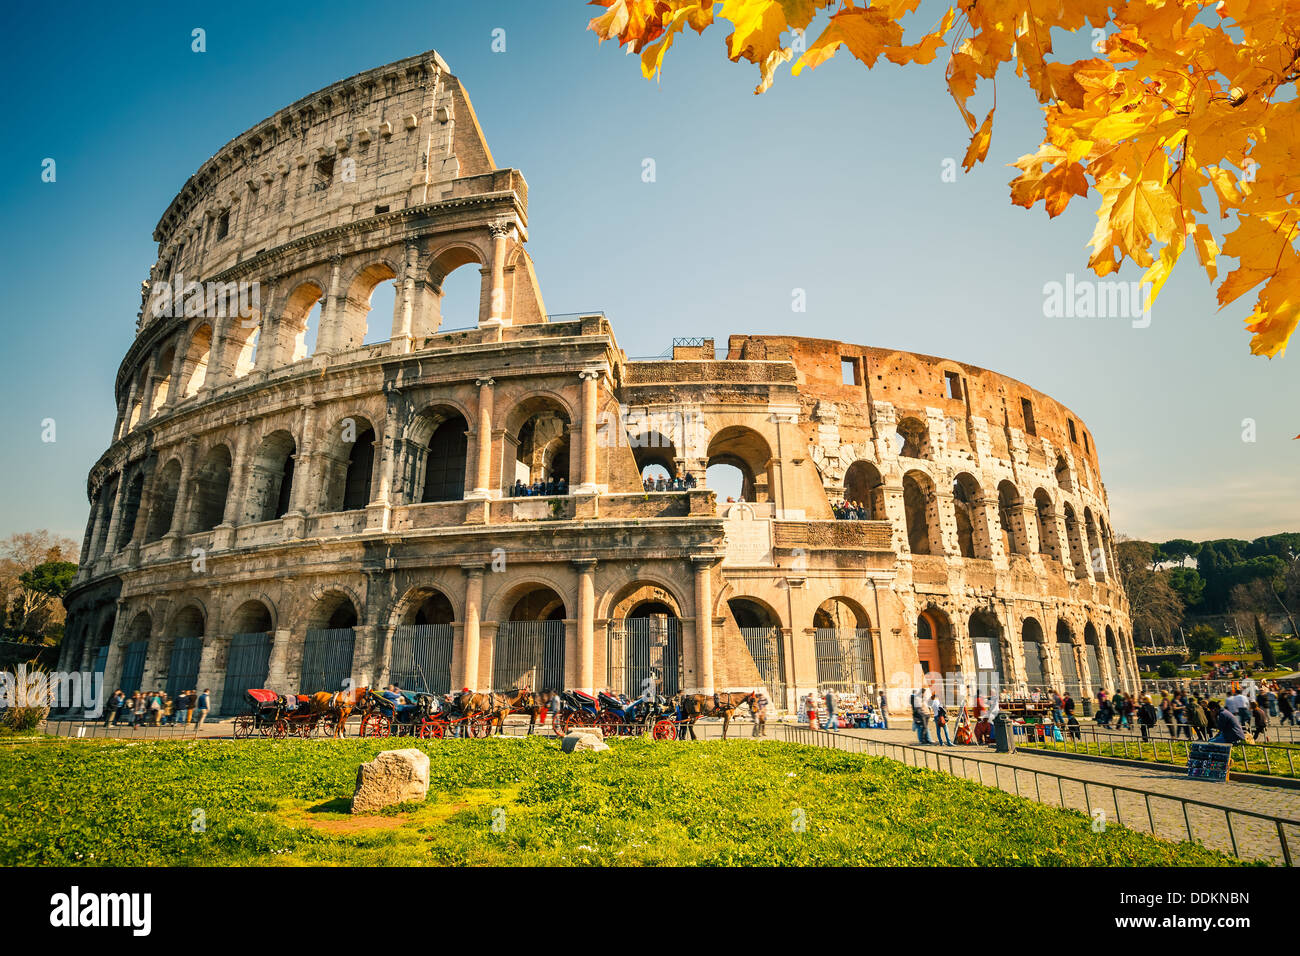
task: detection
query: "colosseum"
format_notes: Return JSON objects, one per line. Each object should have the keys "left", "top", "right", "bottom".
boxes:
{"left": 59, "top": 50, "right": 1136, "bottom": 717}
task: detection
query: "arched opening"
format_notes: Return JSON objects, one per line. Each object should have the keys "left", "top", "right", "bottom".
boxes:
{"left": 338, "top": 262, "right": 398, "bottom": 350}
{"left": 1104, "top": 625, "right": 1123, "bottom": 692}
{"left": 319, "top": 416, "right": 377, "bottom": 513}
{"left": 162, "top": 605, "right": 205, "bottom": 699}
{"left": 1033, "top": 488, "right": 1057, "bottom": 559}
{"left": 190, "top": 445, "right": 232, "bottom": 533}
{"left": 1083, "top": 621, "right": 1103, "bottom": 694}
{"left": 728, "top": 597, "right": 785, "bottom": 706}
{"left": 1063, "top": 503, "right": 1088, "bottom": 577}
{"left": 115, "top": 471, "right": 145, "bottom": 551}
{"left": 706, "top": 426, "right": 771, "bottom": 503}
{"left": 150, "top": 345, "right": 176, "bottom": 413}
{"left": 1055, "top": 620, "right": 1080, "bottom": 697}
{"left": 507, "top": 398, "right": 571, "bottom": 494}
{"left": 902, "top": 470, "right": 935, "bottom": 555}
{"left": 118, "top": 611, "right": 151, "bottom": 696}
{"left": 403, "top": 406, "right": 469, "bottom": 503}
{"left": 390, "top": 588, "right": 455, "bottom": 695}
{"left": 842, "top": 460, "right": 885, "bottom": 519}
{"left": 1054, "top": 455, "right": 1073, "bottom": 492}
{"left": 276, "top": 282, "right": 324, "bottom": 363}
{"left": 429, "top": 247, "right": 486, "bottom": 332}
{"left": 916, "top": 607, "right": 958, "bottom": 678}
{"left": 952, "top": 472, "right": 984, "bottom": 558}
{"left": 494, "top": 586, "right": 566, "bottom": 692}
{"left": 180, "top": 325, "right": 211, "bottom": 398}
{"left": 969, "top": 610, "right": 1005, "bottom": 693}
{"left": 244, "top": 430, "right": 296, "bottom": 523}
{"left": 608, "top": 587, "right": 683, "bottom": 698}
{"left": 301, "top": 592, "right": 358, "bottom": 693}
{"left": 89, "top": 612, "right": 115, "bottom": 688}
{"left": 145, "top": 459, "right": 182, "bottom": 543}
{"left": 225, "top": 320, "right": 260, "bottom": 380}
{"left": 1084, "top": 508, "right": 1105, "bottom": 580}
{"left": 1021, "top": 617, "right": 1046, "bottom": 692}
{"left": 221, "top": 599, "right": 275, "bottom": 714}
{"left": 813, "top": 597, "right": 874, "bottom": 699}
{"left": 363, "top": 277, "right": 397, "bottom": 346}
{"left": 630, "top": 432, "right": 678, "bottom": 489}
{"left": 895, "top": 417, "right": 929, "bottom": 458}
{"left": 997, "top": 480, "right": 1024, "bottom": 556}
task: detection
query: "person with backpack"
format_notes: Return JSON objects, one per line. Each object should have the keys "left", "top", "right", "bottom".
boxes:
{"left": 193, "top": 689, "right": 210, "bottom": 729}
{"left": 823, "top": 688, "right": 838, "bottom": 732}
{"left": 931, "top": 691, "right": 951, "bottom": 746}
{"left": 1137, "top": 694, "right": 1158, "bottom": 742}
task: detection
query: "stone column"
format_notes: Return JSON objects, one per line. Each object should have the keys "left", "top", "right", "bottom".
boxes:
{"left": 573, "top": 559, "right": 597, "bottom": 693}
{"left": 126, "top": 453, "right": 160, "bottom": 561}
{"left": 458, "top": 564, "right": 485, "bottom": 689}
{"left": 692, "top": 556, "right": 717, "bottom": 694}
{"left": 469, "top": 377, "right": 495, "bottom": 497}
{"left": 218, "top": 421, "right": 251, "bottom": 533}
{"left": 253, "top": 275, "right": 280, "bottom": 375}
{"left": 484, "top": 220, "right": 511, "bottom": 327}
{"left": 576, "top": 369, "right": 600, "bottom": 495}
{"left": 164, "top": 342, "right": 188, "bottom": 409}
{"left": 390, "top": 243, "right": 418, "bottom": 354}
{"left": 287, "top": 403, "right": 316, "bottom": 516}
{"left": 164, "top": 438, "right": 199, "bottom": 549}
{"left": 99, "top": 469, "right": 128, "bottom": 561}
{"left": 318, "top": 255, "right": 344, "bottom": 354}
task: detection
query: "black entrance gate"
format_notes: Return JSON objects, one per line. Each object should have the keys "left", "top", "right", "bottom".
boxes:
{"left": 389, "top": 624, "right": 453, "bottom": 695}
{"left": 222, "top": 632, "right": 273, "bottom": 714}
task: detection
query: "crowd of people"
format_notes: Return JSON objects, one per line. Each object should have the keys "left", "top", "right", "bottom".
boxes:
{"left": 1095, "top": 680, "right": 1295, "bottom": 743}
{"left": 641, "top": 473, "right": 697, "bottom": 492}
{"left": 101, "top": 688, "right": 212, "bottom": 728}
{"left": 830, "top": 499, "right": 872, "bottom": 520}
{"left": 509, "top": 475, "right": 568, "bottom": 497}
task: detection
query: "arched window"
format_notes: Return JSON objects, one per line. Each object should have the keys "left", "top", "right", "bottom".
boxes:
{"left": 843, "top": 460, "right": 884, "bottom": 518}
{"left": 145, "top": 459, "right": 182, "bottom": 542}
{"left": 902, "top": 471, "right": 934, "bottom": 554}
{"left": 245, "top": 430, "right": 296, "bottom": 522}
{"left": 190, "top": 445, "right": 232, "bottom": 532}
{"left": 706, "top": 426, "right": 772, "bottom": 503}
{"left": 422, "top": 420, "right": 468, "bottom": 502}
{"left": 997, "top": 480, "right": 1024, "bottom": 555}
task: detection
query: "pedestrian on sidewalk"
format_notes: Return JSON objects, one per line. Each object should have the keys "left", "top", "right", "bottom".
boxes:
{"left": 878, "top": 690, "right": 889, "bottom": 730}
{"left": 823, "top": 689, "right": 838, "bottom": 732}
{"left": 751, "top": 688, "right": 769, "bottom": 738}
{"left": 931, "top": 691, "right": 951, "bottom": 746}
{"left": 193, "top": 689, "right": 210, "bottom": 729}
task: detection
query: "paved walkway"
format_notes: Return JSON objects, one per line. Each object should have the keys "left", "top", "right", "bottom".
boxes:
{"left": 792, "top": 725, "right": 1299, "bottom": 864}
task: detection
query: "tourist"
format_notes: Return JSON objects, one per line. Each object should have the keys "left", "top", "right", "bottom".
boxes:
{"left": 751, "top": 688, "right": 769, "bottom": 737}
{"left": 1172, "top": 692, "right": 1189, "bottom": 739}
{"left": 878, "top": 689, "right": 889, "bottom": 730}
{"left": 1062, "top": 692, "right": 1075, "bottom": 722}
{"left": 1096, "top": 695, "right": 1113, "bottom": 729}
{"left": 194, "top": 689, "right": 210, "bottom": 729}
{"left": 1250, "top": 700, "right": 1269, "bottom": 741}
{"left": 1280, "top": 688, "right": 1295, "bottom": 726}
{"left": 1265, "top": 685, "right": 1278, "bottom": 719}
{"left": 1188, "top": 696, "right": 1208, "bottom": 741}
{"left": 132, "top": 692, "right": 146, "bottom": 726}
{"left": 911, "top": 688, "right": 932, "bottom": 744}
{"left": 931, "top": 691, "right": 951, "bottom": 746}
{"left": 824, "top": 688, "right": 838, "bottom": 732}
{"left": 1159, "top": 691, "right": 1175, "bottom": 737}
{"left": 104, "top": 689, "right": 124, "bottom": 726}
{"left": 806, "top": 693, "right": 818, "bottom": 730}
{"left": 1050, "top": 690, "right": 1063, "bottom": 728}
{"left": 1137, "top": 695, "right": 1158, "bottom": 742}
{"left": 1225, "top": 686, "right": 1250, "bottom": 724}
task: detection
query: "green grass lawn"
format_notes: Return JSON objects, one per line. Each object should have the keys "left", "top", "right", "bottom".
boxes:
{"left": 0, "top": 736, "right": 1243, "bottom": 866}
{"left": 1021, "top": 736, "right": 1300, "bottom": 778}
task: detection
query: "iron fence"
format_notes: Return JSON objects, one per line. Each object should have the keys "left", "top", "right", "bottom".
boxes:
{"left": 300, "top": 628, "right": 355, "bottom": 694}
{"left": 608, "top": 617, "right": 681, "bottom": 697}
{"left": 389, "top": 624, "right": 453, "bottom": 695}
{"left": 741, "top": 627, "right": 787, "bottom": 709}
{"left": 493, "top": 621, "right": 565, "bottom": 692}
{"left": 119, "top": 640, "right": 147, "bottom": 696}
{"left": 813, "top": 628, "right": 874, "bottom": 697}
{"left": 780, "top": 725, "right": 1299, "bottom": 865}
{"left": 165, "top": 637, "right": 202, "bottom": 699}
{"left": 37, "top": 719, "right": 201, "bottom": 740}
{"left": 221, "top": 632, "right": 273, "bottom": 714}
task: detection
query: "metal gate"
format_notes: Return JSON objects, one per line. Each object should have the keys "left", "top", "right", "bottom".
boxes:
{"left": 389, "top": 624, "right": 453, "bottom": 695}
{"left": 1085, "top": 644, "right": 1102, "bottom": 694}
{"left": 492, "top": 621, "right": 565, "bottom": 692}
{"left": 92, "top": 646, "right": 108, "bottom": 679}
{"left": 166, "top": 637, "right": 202, "bottom": 698}
{"left": 1022, "top": 640, "right": 1045, "bottom": 690}
{"left": 1057, "top": 642, "right": 1081, "bottom": 697}
{"left": 740, "top": 627, "right": 787, "bottom": 709}
{"left": 119, "top": 641, "right": 147, "bottom": 695}
{"left": 222, "top": 632, "right": 273, "bottom": 714}
{"left": 300, "top": 628, "right": 355, "bottom": 693}
{"left": 813, "top": 628, "right": 874, "bottom": 697}
{"left": 607, "top": 617, "right": 682, "bottom": 698}
{"left": 1107, "top": 647, "right": 1123, "bottom": 692}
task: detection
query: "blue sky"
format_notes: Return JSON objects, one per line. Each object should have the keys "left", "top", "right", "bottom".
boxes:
{"left": 1, "top": 0, "right": 1295, "bottom": 546}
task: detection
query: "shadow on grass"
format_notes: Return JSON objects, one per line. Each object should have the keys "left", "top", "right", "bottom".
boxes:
{"left": 306, "top": 797, "right": 352, "bottom": 814}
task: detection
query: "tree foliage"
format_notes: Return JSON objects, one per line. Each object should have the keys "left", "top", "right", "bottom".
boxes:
{"left": 0, "top": 532, "right": 78, "bottom": 645}
{"left": 1186, "top": 623, "right": 1221, "bottom": 657}
{"left": 1116, "top": 539, "right": 1184, "bottom": 643}
{"left": 588, "top": 0, "right": 1300, "bottom": 356}
{"left": 1255, "top": 614, "right": 1278, "bottom": 668}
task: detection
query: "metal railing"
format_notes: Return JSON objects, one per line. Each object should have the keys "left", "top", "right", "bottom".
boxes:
{"left": 1015, "top": 722, "right": 1300, "bottom": 778}
{"left": 36, "top": 719, "right": 202, "bottom": 740}
{"left": 779, "top": 725, "right": 1300, "bottom": 865}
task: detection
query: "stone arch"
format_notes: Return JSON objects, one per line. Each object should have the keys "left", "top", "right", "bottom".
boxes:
{"left": 813, "top": 596, "right": 871, "bottom": 630}
{"left": 1032, "top": 487, "right": 1059, "bottom": 560}
{"left": 427, "top": 242, "right": 488, "bottom": 331}
{"left": 485, "top": 576, "right": 572, "bottom": 624}
{"left": 114, "top": 469, "right": 146, "bottom": 552}
{"left": 1054, "top": 454, "right": 1073, "bottom": 492}
{"left": 1083, "top": 507, "right": 1105, "bottom": 580}
{"left": 1055, "top": 617, "right": 1081, "bottom": 695}
{"left": 916, "top": 605, "right": 958, "bottom": 676}
{"left": 228, "top": 598, "right": 275, "bottom": 634}
{"left": 895, "top": 416, "right": 930, "bottom": 458}
{"left": 630, "top": 432, "right": 678, "bottom": 481}
{"left": 506, "top": 395, "right": 574, "bottom": 491}
{"left": 124, "top": 610, "right": 153, "bottom": 647}
{"left": 335, "top": 259, "right": 399, "bottom": 351}
{"left": 951, "top": 472, "right": 987, "bottom": 559}
{"left": 1020, "top": 617, "right": 1047, "bottom": 691}
{"left": 1062, "top": 502, "right": 1088, "bottom": 575}
{"left": 843, "top": 460, "right": 884, "bottom": 518}
{"left": 189, "top": 443, "right": 233, "bottom": 533}
{"left": 403, "top": 403, "right": 470, "bottom": 503}
{"left": 726, "top": 595, "right": 783, "bottom": 629}
{"left": 145, "top": 457, "right": 182, "bottom": 542}
{"left": 390, "top": 584, "right": 459, "bottom": 627}
{"left": 306, "top": 589, "right": 361, "bottom": 630}
{"left": 318, "top": 414, "right": 377, "bottom": 512}
{"left": 150, "top": 343, "right": 176, "bottom": 413}
{"left": 179, "top": 323, "right": 212, "bottom": 398}
{"left": 968, "top": 609, "right": 1005, "bottom": 686}
{"left": 997, "top": 479, "right": 1027, "bottom": 556}
{"left": 275, "top": 280, "right": 324, "bottom": 364}
{"left": 604, "top": 576, "right": 689, "bottom": 621}
{"left": 707, "top": 425, "right": 772, "bottom": 503}
{"left": 244, "top": 429, "right": 297, "bottom": 523}
{"left": 902, "top": 469, "right": 939, "bottom": 555}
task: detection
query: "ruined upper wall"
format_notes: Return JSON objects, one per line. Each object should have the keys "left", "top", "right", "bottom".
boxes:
{"left": 727, "top": 334, "right": 1104, "bottom": 480}
{"left": 145, "top": 49, "right": 512, "bottom": 318}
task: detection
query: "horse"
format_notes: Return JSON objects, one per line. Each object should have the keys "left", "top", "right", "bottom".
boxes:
{"left": 307, "top": 687, "right": 367, "bottom": 738}
{"left": 501, "top": 688, "right": 544, "bottom": 735}
{"left": 677, "top": 691, "right": 756, "bottom": 740}
{"left": 455, "top": 689, "right": 513, "bottom": 737}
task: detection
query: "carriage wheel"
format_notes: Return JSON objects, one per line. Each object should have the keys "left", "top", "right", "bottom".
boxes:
{"left": 257, "top": 719, "right": 274, "bottom": 738}
{"left": 314, "top": 717, "right": 336, "bottom": 738}
{"left": 271, "top": 719, "right": 289, "bottom": 740}
{"left": 469, "top": 716, "right": 492, "bottom": 738}
{"left": 652, "top": 719, "right": 677, "bottom": 741}
{"left": 418, "top": 719, "right": 446, "bottom": 740}
{"left": 232, "top": 716, "right": 253, "bottom": 739}
{"left": 600, "top": 719, "right": 622, "bottom": 738}
{"left": 363, "top": 715, "right": 391, "bottom": 738}
{"left": 294, "top": 719, "right": 312, "bottom": 739}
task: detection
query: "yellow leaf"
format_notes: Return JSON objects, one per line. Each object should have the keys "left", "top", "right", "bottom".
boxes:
{"left": 962, "top": 109, "right": 994, "bottom": 171}
{"left": 1191, "top": 223, "right": 1219, "bottom": 281}
{"left": 792, "top": 5, "right": 902, "bottom": 75}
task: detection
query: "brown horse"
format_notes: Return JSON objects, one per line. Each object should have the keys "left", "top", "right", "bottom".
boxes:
{"left": 678, "top": 691, "right": 756, "bottom": 740}
{"left": 307, "top": 687, "right": 367, "bottom": 738}
{"left": 456, "top": 688, "right": 544, "bottom": 736}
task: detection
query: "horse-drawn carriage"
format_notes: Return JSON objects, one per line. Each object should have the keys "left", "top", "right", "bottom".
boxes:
{"left": 356, "top": 688, "right": 478, "bottom": 738}
{"left": 232, "top": 689, "right": 337, "bottom": 739}
{"left": 551, "top": 689, "right": 679, "bottom": 739}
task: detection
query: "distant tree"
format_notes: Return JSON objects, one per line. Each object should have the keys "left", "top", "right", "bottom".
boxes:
{"left": 0, "top": 532, "right": 78, "bottom": 645}
{"left": 1117, "top": 539, "right": 1184, "bottom": 645}
{"left": 1186, "top": 624, "right": 1221, "bottom": 658}
{"left": 1157, "top": 661, "right": 1179, "bottom": 679}
{"left": 1255, "top": 615, "right": 1278, "bottom": 670}
{"left": 1159, "top": 539, "right": 1201, "bottom": 567}
{"left": 1167, "top": 567, "right": 1205, "bottom": 610}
